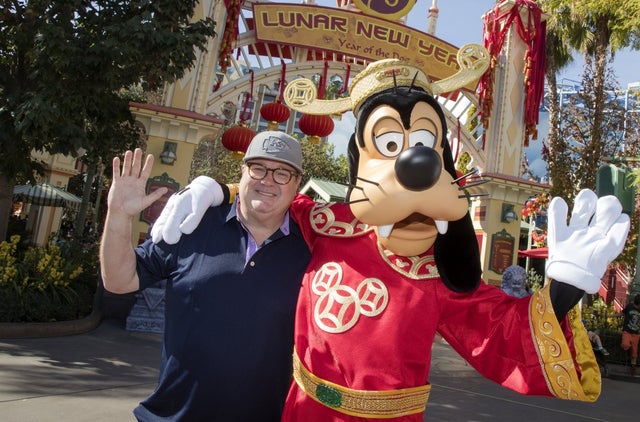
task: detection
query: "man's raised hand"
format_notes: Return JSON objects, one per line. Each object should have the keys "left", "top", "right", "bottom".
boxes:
{"left": 108, "top": 149, "right": 167, "bottom": 219}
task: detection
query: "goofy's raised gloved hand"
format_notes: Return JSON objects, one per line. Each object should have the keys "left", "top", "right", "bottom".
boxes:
{"left": 150, "top": 176, "right": 223, "bottom": 244}
{"left": 546, "top": 189, "right": 630, "bottom": 294}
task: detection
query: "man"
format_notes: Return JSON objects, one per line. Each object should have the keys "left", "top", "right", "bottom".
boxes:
{"left": 100, "top": 131, "right": 311, "bottom": 421}
{"left": 620, "top": 294, "right": 640, "bottom": 374}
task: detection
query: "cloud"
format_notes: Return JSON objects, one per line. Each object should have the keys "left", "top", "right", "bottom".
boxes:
{"left": 529, "top": 157, "right": 547, "bottom": 179}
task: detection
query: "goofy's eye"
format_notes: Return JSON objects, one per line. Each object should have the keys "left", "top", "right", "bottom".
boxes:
{"left": 409, "top": 130, "right": 436, "bottom": 149}
{"left": 374, "top": 131, "right": 403, "bottom": 157}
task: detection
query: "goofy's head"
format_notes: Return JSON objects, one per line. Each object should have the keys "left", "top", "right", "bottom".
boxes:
{"left": 285, "top": 46, "right": 489, "bottom": 292}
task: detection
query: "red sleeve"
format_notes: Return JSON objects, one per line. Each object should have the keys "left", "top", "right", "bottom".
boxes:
{"left": 436, "top": 282, "right": 601, "bottom": 402}
{"left": 290, "top": 193, "right": 317, "bottom": 249}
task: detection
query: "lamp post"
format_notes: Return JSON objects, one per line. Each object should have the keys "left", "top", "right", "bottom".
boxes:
{"left": 526, "top": 219, "right": 535, "bottom": 274}
{"left": 159, "top": 142, "right": 177, "bottom": 165}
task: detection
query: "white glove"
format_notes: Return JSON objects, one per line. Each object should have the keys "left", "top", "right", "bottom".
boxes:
{"left": 150, "top": 176, "right": 223, "bottom": 245}
{"left": 545, "top": 189, "right": 630, "bottom": 294}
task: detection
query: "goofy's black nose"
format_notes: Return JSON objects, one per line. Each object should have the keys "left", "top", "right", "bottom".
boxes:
{"left": 394, "top": 146, "right": 442, "bottom": 191}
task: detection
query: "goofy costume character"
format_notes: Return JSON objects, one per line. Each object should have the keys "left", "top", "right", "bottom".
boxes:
{"left": 150, "top": 46, "right": 629, "bottom": 421}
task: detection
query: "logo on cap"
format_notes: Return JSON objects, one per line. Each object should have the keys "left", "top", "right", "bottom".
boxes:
{"left": 262, "top": 135, "right": 291, "bottom": 154}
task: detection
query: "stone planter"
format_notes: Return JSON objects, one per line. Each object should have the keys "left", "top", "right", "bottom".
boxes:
{"left": 0, "top": 284, "right": 103, "bottom": 339}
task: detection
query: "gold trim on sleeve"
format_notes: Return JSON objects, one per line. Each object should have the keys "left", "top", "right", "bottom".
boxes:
{"left": 227, "top": 183, "right": 239, "bottom": 204}
{"left": 529, "top": 283, "right": 601, "bottom": 402}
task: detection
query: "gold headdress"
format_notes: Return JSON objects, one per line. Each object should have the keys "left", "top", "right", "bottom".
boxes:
{"left": 284, "top": 44, "right": 489, "bottom": 117}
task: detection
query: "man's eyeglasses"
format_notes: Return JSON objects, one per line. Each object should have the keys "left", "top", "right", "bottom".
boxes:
{"left": 245, "top": 162, "right": 300, "bottom": 185}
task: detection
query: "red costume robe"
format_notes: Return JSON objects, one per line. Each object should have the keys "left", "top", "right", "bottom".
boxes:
{"left": 282, "top": 195, "right": 600, "bottom": 421}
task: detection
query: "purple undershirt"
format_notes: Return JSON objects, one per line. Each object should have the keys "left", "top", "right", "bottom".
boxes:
{"left": 232, "top": 196, "right": 290, "bottom": 265}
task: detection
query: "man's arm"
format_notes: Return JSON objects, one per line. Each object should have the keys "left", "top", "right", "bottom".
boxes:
{"left": 99, "top": 149, "right": 167, "bottom": 294}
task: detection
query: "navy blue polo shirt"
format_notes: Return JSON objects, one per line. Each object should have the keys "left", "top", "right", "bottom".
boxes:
{"left": 133, "top": 201, "right": 311, "bottom": 422}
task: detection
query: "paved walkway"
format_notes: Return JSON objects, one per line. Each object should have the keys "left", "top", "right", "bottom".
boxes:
{"left": 0, "top": 318, "right": 160, "bottom": 422}
{"left": 0, "top": 319, "right": 637, "bottom": 421}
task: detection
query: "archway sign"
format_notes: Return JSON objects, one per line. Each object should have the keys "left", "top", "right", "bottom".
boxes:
{"left": 252, "top": 2, "right": 479, "bottom": 92}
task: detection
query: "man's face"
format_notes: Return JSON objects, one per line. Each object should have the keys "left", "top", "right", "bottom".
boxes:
{"left": 238, "top": 158, "right": 301, "bottom": 221}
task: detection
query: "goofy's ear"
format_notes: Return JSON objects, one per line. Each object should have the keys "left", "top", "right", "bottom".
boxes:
{"left": 434, "top": 213, "right": 482, "bottom": 292}
{"left": 434, "top": 133, "right": 481, "bottom": 292}
{"left": 346, "top": 133, "right": 360, "bottom": 200}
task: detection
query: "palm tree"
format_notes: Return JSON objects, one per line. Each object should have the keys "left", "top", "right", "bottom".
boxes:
{"left": 540, "top": 4, "right": 575, "bottom": 199}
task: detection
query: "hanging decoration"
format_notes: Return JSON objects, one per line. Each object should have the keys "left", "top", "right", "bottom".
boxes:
{"left": 260, "top": 61, "right": 290, "bottom": 130}
{"left": 221, "top": 125, "right": 256, "bottom": 160}
{"left": 521, "top": 193, "right": 549, "bottom": 220}
{"left": 221, "top": 70, "right": 256, "bottom": 159}
{"left": 215, "top": 0, "right": 246, "bottom": 92}
{"left": 478, "top": 0, "right": 546, "bottom": 147}
{"left": 299, "top": 60, "right": 335, "bottom": 144}
{"left": 260, "top": 102, "right": 290, "bottom": 130}
{"left": 299, "top": 114, "right": 335, "bottom": 145}
{"left": 531, "top": 230, "right": 547, "bottom": 247}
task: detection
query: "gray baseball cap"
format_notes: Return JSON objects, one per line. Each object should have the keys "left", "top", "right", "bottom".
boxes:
{"left": 243, "top": 131, "right": 303, "bottom": 173}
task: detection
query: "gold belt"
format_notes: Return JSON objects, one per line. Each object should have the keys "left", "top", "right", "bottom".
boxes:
{"left": 292, "top": 350, "right": 430, "bottom": 419}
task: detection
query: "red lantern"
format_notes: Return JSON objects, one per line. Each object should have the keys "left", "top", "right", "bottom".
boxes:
{"left": 260, "top": 102, "right": 290, "bottom": 130}
{"left": 221, "top": 125, "right": 256, "bottom": 160}
{"left": 298, "top": 114, "right": 334, "bottom": 145}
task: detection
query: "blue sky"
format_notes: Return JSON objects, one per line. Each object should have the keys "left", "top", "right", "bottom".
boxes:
{"left": 296, "top": 0, "right": 638, "bottom": 87}
{"left": 278, "top": 1, "right": 639, "bottom": 176}
{"left": 406, "top": 0, "right": 638, "bottom": 88}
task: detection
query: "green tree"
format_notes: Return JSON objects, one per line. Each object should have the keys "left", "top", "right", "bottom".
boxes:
{"left": 538, "top": 1, "right": 640, "bottom": 292}
{"left": 540, "top": 0, "right": 640, "bottom": 200}
{"left": 300, "top": 140, "right": 349, "bottom": 188}
{"left": 539, "top": 3, "right": 575, "bottom": 198}
{"left": 552, "top": 63, "right": 640, "bottom": 283}
{"left": 554, "top": 63, "right": 639, "bottom": 197}
{"left": 456, "top": 152, "right": 472, "bottom": 176}
{"left": 191, "top": 136, "right": 243, "bottom": 184}
{"left": 0, "top": 0, "right": 216, "bottom": 241}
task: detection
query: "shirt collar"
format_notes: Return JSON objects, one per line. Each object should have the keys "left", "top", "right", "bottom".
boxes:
{"left": 227, "top": 194, "right": 291, "bottom": 235}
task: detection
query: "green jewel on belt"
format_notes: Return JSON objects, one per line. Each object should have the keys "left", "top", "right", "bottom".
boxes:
{"left": 316, "top": 384, "right": 342, "bottom": 408}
